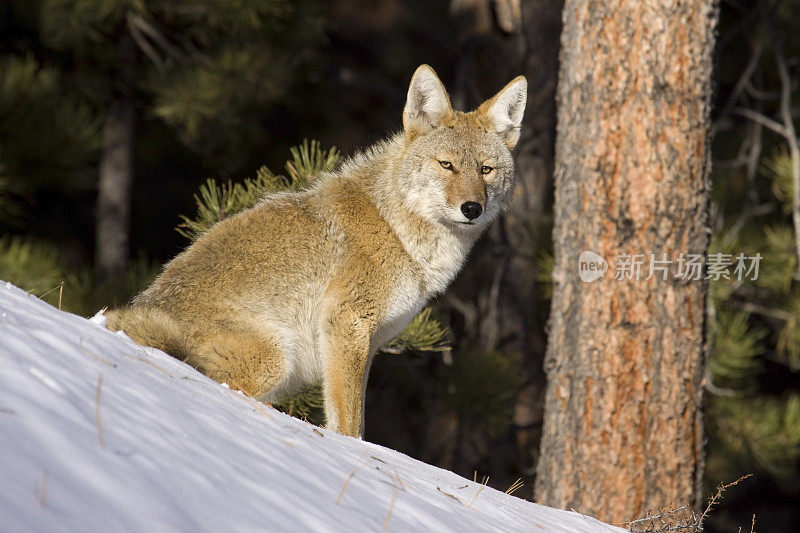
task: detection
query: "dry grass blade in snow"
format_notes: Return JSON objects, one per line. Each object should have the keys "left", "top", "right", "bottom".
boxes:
{"left": 382, "top": 488, "right": 397, "bottom": 532}
{"left": 505, "top": 477, "right": 525, "bottom": 496}
{"left": 95, "top": 374, "right": 105, "bottom": 448}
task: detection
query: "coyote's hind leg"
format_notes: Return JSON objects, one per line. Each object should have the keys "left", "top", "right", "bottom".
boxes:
{"left": 190, "top": 326, "right": 288, "bottom": 400}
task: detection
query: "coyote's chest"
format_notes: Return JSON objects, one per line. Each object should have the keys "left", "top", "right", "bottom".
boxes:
{"left": 396, "top": 224, "right": 474, "bottom": 296}
{"left": 370, "top": 272, "right": 427, "bottom": 354}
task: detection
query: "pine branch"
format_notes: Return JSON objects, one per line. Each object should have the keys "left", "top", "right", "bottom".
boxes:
{"left": 176, "top": 140, "right": 340, "bottom": 241}
{"left": 382, "top": 308, "right": 449, "bottom": 355}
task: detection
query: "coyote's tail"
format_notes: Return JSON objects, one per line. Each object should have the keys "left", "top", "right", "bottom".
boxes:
{"left": 105, "top": 307, "right": 194, "bottom": 362}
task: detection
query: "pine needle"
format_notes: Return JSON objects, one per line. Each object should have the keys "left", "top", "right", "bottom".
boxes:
{"left": 382, "top": 307, "right": 449, "bottom": 354}
{"left": 177, "top": 140, "right": 340, "bottom": 242}
{"left": 129, "top": 353, "right": 173, "bottom": 377}
{"left": 467, "top": 476, "right": 489, "bottom": 508}
{"left": 38, "top": 281, "right": 65, "bottom": 302}
{"left": 234, "top": 392, "right": 274, "bottom": 419}
{"left": 78, "top": 338, "right": 116, "bottom": 367}
{"left": 34, "top": 470, "right": 49, "bottom": 508}
{"left": 504, "top": 477, "right": 524, "bottom": 496}
{"left": 382, "top": 488, "right": 398, "bottom": 532}
{"left": 436, "top": 486, "right": 462, "bottom": 504}
{"left": 95, "top": 374, "right": 105, "bottom": 448}
{"left": 335, "top": 466, "right": 365, "bottom": 504}
{"left": 393, "top": 469, "right": 406, "bottom": 491}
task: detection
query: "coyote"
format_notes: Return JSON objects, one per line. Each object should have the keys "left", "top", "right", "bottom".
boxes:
{"left": 106, "top": 65, "right": 527, "bottom": 437}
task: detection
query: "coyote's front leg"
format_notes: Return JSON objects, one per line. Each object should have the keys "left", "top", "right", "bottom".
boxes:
{"left": 321, "top": 310, "right": 373, "bottom": 438}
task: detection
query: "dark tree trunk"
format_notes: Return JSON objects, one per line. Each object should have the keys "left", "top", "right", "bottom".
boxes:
{"left": 535, "top": 0, "right": 718, "bottom": 522}
{"left": 441, "top": 0, "right": 562, "bottom": 486}
{"left": 95, "top": 34, "right": 136, "bottom": 280}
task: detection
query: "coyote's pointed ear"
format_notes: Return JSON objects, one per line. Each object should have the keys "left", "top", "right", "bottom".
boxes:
{"left": 478, "top": 76, "right": 527, "bottom": 150}
{"left": 403, "top": 65, "right": 452, "bottom": 137}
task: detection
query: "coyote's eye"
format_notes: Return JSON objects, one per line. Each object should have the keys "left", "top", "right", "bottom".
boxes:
{"left": 481, "top": 165, "right": 494, "bottom": 175}
{"left": 439, "top": 160, "right": 453, "bottom": 170}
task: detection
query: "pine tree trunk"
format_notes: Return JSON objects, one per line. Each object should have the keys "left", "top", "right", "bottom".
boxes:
{"left": 95, "top": 34, "right": 136, "bottom": 280}
{"left": 535, "top": 0, "right": 718, "bottom": 522}
{"left": 443, "top": 0, "right": 561, "bottom": 485}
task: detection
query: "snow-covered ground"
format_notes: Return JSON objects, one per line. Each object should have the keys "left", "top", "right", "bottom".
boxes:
{"left": 0, "top": 282, "right": 622, "bottom": 532}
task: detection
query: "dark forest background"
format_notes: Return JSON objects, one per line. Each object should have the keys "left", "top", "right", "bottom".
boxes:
{"left": 1, "top": 1, "right": 799, "bottom": 530}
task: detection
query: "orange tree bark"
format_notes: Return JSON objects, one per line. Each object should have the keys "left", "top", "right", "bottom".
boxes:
{"left": 534, "top": 0, "right": 718, "bottom": 522}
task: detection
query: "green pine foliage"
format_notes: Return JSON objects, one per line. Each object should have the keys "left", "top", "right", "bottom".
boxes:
{"left": 0, "top": 173, "right": 15, "bottom": 221}
{"left": 763, "top": 148, "right": 795, "bottom": 215}
{"left": 384, "top": 307, "right": 450, "bottom": 354}
{"left": 0, "top": 54, "right": 101, "bottom": 199}
{"left": 444, "top": 350, "right": 522, "bottom": 439}
{"left": 707, "top": 147, "right": 800, "bottom": 492}
{"left": 711, "top": 395, "right": 800, "bottom": 483}
{"left": 708, "top": 310, "right": 765, "bottom": 394}
{"left": 177, "top": 139, "right": 340, "bottom": 241}
{"left": 0, "top": 237, "right": 70, "bottom": 300}
{"left": 0, "top": 236, "right": 158, "bottom": 317}
{"left": 21, "top": 0, "right": 328, "bottom": 181}
{"left": 274, "top": 383, "right": 325, "bottom": 423}
{"left": 150, "top": 46, "right": 289, "bottom": 143}
{"left": 175, "top": 176, "right": 270, "bottom": 242}
{"left": 282, "top": 140, "right": 342, "bottom": 189}
{"left": 140, "top": 0, "right": 326, "bottom": 172}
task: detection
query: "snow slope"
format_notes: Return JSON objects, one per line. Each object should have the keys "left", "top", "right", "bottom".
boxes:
{"left": 0, "top": 282, "right": 623, "bottom": 533}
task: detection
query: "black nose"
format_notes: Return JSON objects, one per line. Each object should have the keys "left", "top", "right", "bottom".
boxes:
{"left": 460, "top": 201, "right": 483, "bottom": 221}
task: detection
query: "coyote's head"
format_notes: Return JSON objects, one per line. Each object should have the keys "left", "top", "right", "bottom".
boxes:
{"left": 398, "top": 64, "right": 527, "bottom": 230}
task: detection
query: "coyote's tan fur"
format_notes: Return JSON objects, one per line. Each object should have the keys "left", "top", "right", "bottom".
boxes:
{"left": 106, "top": 65, "right": 527, "bottom": 437}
